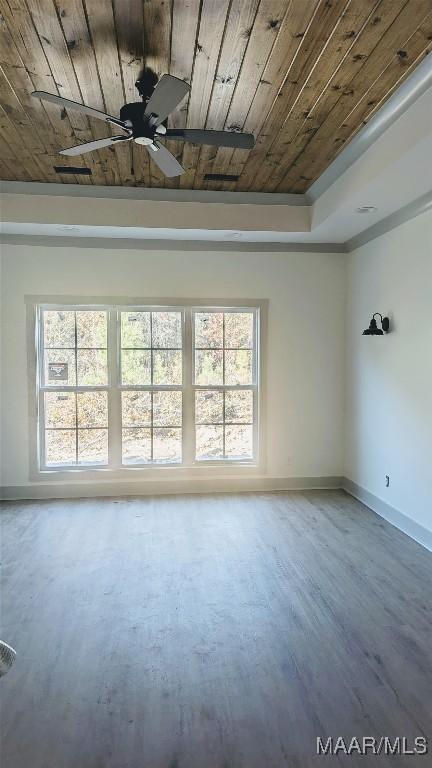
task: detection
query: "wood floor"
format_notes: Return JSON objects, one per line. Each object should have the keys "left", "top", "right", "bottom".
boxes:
{"left": 0, "top": 490, "right": 431, "bottom": 768}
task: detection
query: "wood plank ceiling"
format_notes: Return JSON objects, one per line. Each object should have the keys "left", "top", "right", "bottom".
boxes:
{"left": 0, "top": 0, "right": 431, "bottom": 192}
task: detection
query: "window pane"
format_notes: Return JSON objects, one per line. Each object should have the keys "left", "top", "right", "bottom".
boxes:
{"left": 152, "top": 350, "right": 182, "bottom": 385}
{"left": 153, "top": 391, "right": 182, "bottom": 426}
{"left": 225, "top": 390, "right": 253, "bottom": 423}
{"left": 76, "top": 311, "right": 107, "bottom": 348}
{"left": 44, "top": 392, "right": 76, "bottom": 428}
{"left": 224, "top": 312, "right": 253, "bottom": 348}
{"left": 195, "top": 391, "right": 223, "bottom": 424}
{"left": 152, "top": 311, "right": 182, "bottom": 348}
{"left": 77, "top": 350, "right": 108, "bottom": 386}
{"left": 77, "top": 391, "right": 108, "bottom": 428}
{"left": 195, "top": 350, "right": 223, "bottom": 385}
{"left": 225, "top": 425, "right": 253, "bottom": 458}
{"left": 224, "top": 350, "right": 253, "bottom": 385}
{"left": 43, "top": 310, "right": 75, "bottom": 348}
{"left": 195, "top": 312, "right": 223, "bottom": 348}
{"left": 121, "top": 312, "right": 151, "bottom": 348}
{"left": 45, "top": 429, "right": 76, "bottom": 465}
{"left": 195, "top": 425, "right": 223, "bottom": 460}
{"left": 122, "top": 391, "right": 152, "bottom": 427}
{"left": 153, "top": 428, "right": 182, "bottom": 462}
{"left": 122, "top": 428, "right": 151, "bottom": 464}
{"left": 78, "top": 429, "right": 108, "bottom": 464}
{"left": 121, "top": 350, "right": 151, "bottom": 385}
{"left": 44, "top": 349, "right": 76, "bottom": 386}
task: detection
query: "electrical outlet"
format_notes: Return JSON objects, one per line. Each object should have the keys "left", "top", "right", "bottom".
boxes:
{"left": 385, "top": 475, "right": 390, "bottom": 488}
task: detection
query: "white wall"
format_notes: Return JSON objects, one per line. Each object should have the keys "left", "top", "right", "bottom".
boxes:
{"left": 0, "top": 243, "right": 345, "bottom": 492}
{"left": 344, "top": 208, "right": 432, "bottom": 535}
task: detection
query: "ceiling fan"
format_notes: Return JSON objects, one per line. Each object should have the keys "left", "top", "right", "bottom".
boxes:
{"left": 32, "top": 73, "right": 255, "bottom": 178}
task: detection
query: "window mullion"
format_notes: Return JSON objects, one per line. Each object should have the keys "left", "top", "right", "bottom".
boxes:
{"left": 108, "top": 309, "right": 122, "bottom": 468}
{"left": 37, "top": 307, "right": 44, "bottom": 470}
{"left": 183, "top": 307, "right": 194, "bottom": 465}
{"left": 150, "top": 313, "right": 154, "bottom": 461}
{"left": 38, "top": 389, "right": 46, "bottom": 471}
{"left": 150, "top": 391, "right": 154, "bottom": 462}
{"left": 222, "top": 313, "right": 226, "bottom": 458}
{"left": 74, "top": 312, "right": 78, "bottom": 463}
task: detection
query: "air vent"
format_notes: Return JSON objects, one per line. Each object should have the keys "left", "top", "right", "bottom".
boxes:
{"left": 54, "top": 166, "right": 92, "bottom": 175}
{"left": 204, "top": 173, "right": 239, "bottom": 182}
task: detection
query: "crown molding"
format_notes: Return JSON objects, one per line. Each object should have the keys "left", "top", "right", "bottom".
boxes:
{"left": 346, "top": 189, "right": 432, "bottom": 251}
{"left": 0, "top": 233, "right": 346, "bottom": 253}
{"left": 0, "top": 180, "right": 307, "bottom": 207}
{"left": 308, "top": 55, "right": 432, "bottom": 202}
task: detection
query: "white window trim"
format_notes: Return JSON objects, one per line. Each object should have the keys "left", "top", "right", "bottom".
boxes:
{"left": 26, "top": 296, "right": 267, "bottom": 482}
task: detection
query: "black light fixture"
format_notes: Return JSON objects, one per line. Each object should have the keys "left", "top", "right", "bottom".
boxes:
{"left": 362, "top": 313, "right": 390, "bottom": 335}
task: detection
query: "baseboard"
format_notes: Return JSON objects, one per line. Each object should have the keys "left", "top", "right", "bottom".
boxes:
{"left": 0, "top": 475, "right": 343, "bottom": 502}
{"left": 343, "top": 478, "right": 432, "bottom": 553}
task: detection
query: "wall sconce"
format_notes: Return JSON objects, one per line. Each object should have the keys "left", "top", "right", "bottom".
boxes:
{"left": 362, "top": 313, "right": 390, "bottom": 335}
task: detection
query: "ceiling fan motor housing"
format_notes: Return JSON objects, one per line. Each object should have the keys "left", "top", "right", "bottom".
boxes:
{"left": 119, "top": 102, "right": 155, "bottom": 141}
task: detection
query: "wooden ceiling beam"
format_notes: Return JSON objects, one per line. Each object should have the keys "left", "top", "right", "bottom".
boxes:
{"left": 53, "top": 0, "right": 123, "bottom": 186}
{"left": 253, "top": 0, "right": 385, "bottom": 191}
{"left": 203, "top": 0, "right": 291, "bottom": 191}
{"left": 24, "top": 0, "right": 108, "bottom": 184}
{"left": 112, "top": 0, "right": 149, "bottom": 187}
{"left": 0, "top": 130, "right": 37, "bottom": 181}
{"left": 282, "top": 2, "right": 432, "bottom": 191}
{"left": 0, "top": 2, "right": 86, "bottom": 183}
{"left": 164, "top": 0, "right": 201, "bottom": 190}
{"left": 0, "top": 0, "right": 79, "bottom": 148}
{"left": 191, "top": 0, "right": 262, "bottom": 191}
{"left": 84, "top": 0, "right": 133, "bottom": 186}
{"left": 271, "top": 0, "right": 408, "bottom": 192}
{"left": 218, "top": 0, "right": 320, "bottom": 191}
{"left": 236, "top": 0, "right": 352, "bottom": 191}
{"left": 0, "top": 103, "right": 58, "bottom": 182}
{"left": 143, "top": 0, "right": 173, "bottom": 189}
{"left": 0, "top": 73, "right": 60, "bottom": 183}
{"left": 179, "top": 0, "right": 231, "bottom": 190}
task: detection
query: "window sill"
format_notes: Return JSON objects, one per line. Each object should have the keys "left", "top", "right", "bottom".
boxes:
{"left": 31, "top": 462, "right": 262, "bottom": 483}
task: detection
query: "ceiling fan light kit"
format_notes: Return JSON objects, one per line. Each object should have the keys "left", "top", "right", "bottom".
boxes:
{"left": 32, "top": 74, "right": 255, "bottom": 179}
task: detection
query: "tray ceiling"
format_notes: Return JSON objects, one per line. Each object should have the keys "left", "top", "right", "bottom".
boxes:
{"left": 0, "top": 0, "right": 431, "bottom": 192}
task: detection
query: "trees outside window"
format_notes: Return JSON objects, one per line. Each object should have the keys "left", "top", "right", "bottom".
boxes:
{"left": 36, "top": 304, "right": 259, "bottom": 470}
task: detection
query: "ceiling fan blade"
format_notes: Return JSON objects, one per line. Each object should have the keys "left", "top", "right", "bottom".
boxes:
{"left": 144, "top": 75, "right": 190, "bottom": 125}
{"left": 31, "top": 91, "right": 128, "bottom": 131}
{"left": 164, "top": 129, "right": 255, "bottom": 149}
{"left": 60, "top": 135, "right": 131, "bottom": 156}
{"left": 147, "top": 142, "right": 185, "bottom": 177}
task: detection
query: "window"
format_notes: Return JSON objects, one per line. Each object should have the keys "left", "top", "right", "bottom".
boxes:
{"left": 193, "top": 311, "right": 256, "bottom": 461}
{"left": 120, "top": 310, "right": 183, "bottom": 464}
{"left": 35, "top": 303, "right": 260, "bottom": 471}
{"left": 39, "top": 309, "right": 109, "bottom": 467}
